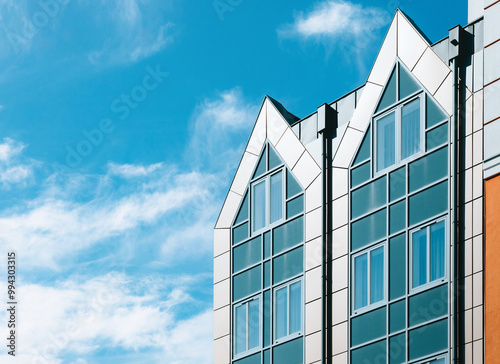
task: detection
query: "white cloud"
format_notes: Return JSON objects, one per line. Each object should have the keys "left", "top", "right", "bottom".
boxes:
{"left": 128, "top": 22, "right": 174, "bottom": 62}
{"left": 108, "top": 162, "right": 163, "bottom": 178}
{"left": 0, "top": 138, "right": 34, "bottom": 187}
{"left": 0, "top": 137, "right": 25, "bottom": 161}
{"left": 200, "top": 88, "right": 257, "bottom": 129}
{"left": 87, "top": 1, "right": 174, "bottom": 65}
{"left": 279, "top": 1, "right": 390, "bottom": 39}
{"left": 188, "top": 87, "right": 258, "bottom": 172}
{"left": 0, "top": 165, "right": 215, "bottom": 269}
{"left": 0, "top": 165, "right": 31, "bottom": 183}
{"left": 0, "top": 273, "right": 212, "bottom": 364}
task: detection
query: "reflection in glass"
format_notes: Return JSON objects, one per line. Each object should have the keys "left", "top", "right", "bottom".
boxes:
{"left": 412, "top": 229, "right": 427, "bottom": 288}
{"left": 235, "top": 304, "right": 247, "bottom": 355}
{"left": 355, "top": 254, "right": 368, "bottom": 310}
{"left": 430, "top": 221, "right": 445, "bottom": 281}
{"left": 270, "top": 172, "right": 283, "bottom": 224}
{"left": 275, "top": 287, "right": 287, "bottom": 340}
{"left": 377, "top": 112, "right": 395, "bottom": 171}
{"left": 253, "top": 181, "right": 266, "bottom": 231}
{"left": 370, "top": 247, "right": 384, "bottom": 304}
{"left": 248, "top": 299, "right": 260, "bottom": 350}
{"left": 289, "top": 282, "right": 301, "bottom": 334}
{"left": 401, "top": 99, "right": 420, "bottom": 160}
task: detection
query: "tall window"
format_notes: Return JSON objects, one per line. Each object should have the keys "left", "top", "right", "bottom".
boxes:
{"left": 375, "top": 97, "right": 422, "bottom": 172}
{"left": 352, "top": 244, "right": 385, "bottom": 311}
{"left": 234, "top": 296, "right": 261, "bottom": 357}
{"left": 374, "top": 62, "right": 424, "bottom": 173}
{"left": 274, "top": 279, "right": 302, "bottom": 342}
{"left": 411, "top": 219, "right": 446, "bottom": 290}
{"left": 252, "top": 170, "right": 283, "bottom": 232}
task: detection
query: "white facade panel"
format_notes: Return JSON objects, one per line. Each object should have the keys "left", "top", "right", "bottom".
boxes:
{"left": 413, "top": 48, "right": 452, "bottom": 95}
{"left": 397, "top": 12, "right": 428, "bottom": 70}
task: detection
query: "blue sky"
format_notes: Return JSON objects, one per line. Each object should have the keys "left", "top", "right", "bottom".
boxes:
{"left": 0, "top": 0, "right": 466, "bottom": 363}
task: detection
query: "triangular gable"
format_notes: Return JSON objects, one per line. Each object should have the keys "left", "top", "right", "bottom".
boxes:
{"left": 215, "top": 97, "right": 321, "bottom": 229}
{"left": 333, "top": 9, "right": 454, "bottom": 169}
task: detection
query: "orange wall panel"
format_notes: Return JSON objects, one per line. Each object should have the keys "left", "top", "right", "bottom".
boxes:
{"left": 485, "top": 175, "right": 500, "bottom": 363}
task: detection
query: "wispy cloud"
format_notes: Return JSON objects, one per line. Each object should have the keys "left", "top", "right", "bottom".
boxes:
{"left": 0, "top": 137, "right": 25, "bottom": 161}
{"left": 0, "top": 273, "right": 212, "bottom": 364}
{"left": 0, "top": 0, "right": 69, "bottom": 55}
{"left": 279, "top": 1, "right": 390, "bottom": 39}
{"left": 0, "top": 165, "right": 214, "bottom": 269}
{"left": 188, "top": 87, "right": 258, "bottom": 172}
{"left": 108, "top": 162, "right": 163, "bottom": 178}
{"left": 0, "top": 138, "right": 33, "bottom": 187}
{"left": 87, "top": 0, "right": 174, "bottom": 65}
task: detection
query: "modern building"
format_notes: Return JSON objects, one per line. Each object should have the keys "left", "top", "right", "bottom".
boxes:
{"left": 213, "top": 1, "right": 500, "bottom": 363}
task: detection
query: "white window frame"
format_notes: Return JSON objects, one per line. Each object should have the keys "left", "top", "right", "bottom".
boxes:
{"left": 351, "top": 242, "right": 387, "bottom": 315}
{"left": 409, "top": 217, "right": 448, "bottom": 294}
{"left": 232, "top": 295, "right": 262, "bottom": 359}
{"left": 414, "top": 353, "right": 448, "bottom": 364}
{"left": 273, "top": 277, "right": 303, "bottom": 345}
{"left": 374, "top": 94, "right": 425, "bottom": 174}
{"left": 251, "top": 168, "right": 285, "bottom": 234}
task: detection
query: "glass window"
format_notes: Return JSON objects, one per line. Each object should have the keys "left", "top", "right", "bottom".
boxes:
{"left": 273, "top": 337, "right": 303, "bottom": 364}
{"left": 233, "top": 236, "right": 261, "bottom": 273}
{"left": 408, "top": 319, "right": 447, "bottom": 360}
{"left": 408, "top": 181, "right": 448, "bottom": 226}
{"left": 233, "top": 266, "right": 261, "bottom": 301}
{"left": 286, "top": 195, "right": 304, "bottom": 219}
{"left": 353, "top": 244, "right": 385, "bottom": 311}
{"left": 270, "top": 172, "right": 283, "bottom": 224}
{"left": 376, "top": 97, "right": 423, "bottom": 172}
{"left": 273, "top": 216, "right": 304, "bottom": 254}
{"left": 353, "top": 126, "right": 371, "bottom": 166}
{"left": 399, "top": 63, "right": 420, "bottom": 100}
{"left": 253, "top": 181, "right": 266, "bottom": 232}
{"left": 234, "top": 297, "right": 261, "bottom": 356}
{"left": 253, "top": 148, "right": 267, "bottom": 179}
{"left": 351, "top": 209, "right": 386, "bottom": 251}
{"left": 411, "top": 220, "right": 446, "bottom": 290}
{"left": 376, "top": 111, "right": 396, "bottom": 171}
{"left": 426, "top": 122, "right": 448, "bottom": 150}
{"left": 235, "top": 191, "right": 249, "bottom": 225}
{"left": 389, "top": 333, "right": 406, "bottom": 364}
{"left": 268, "top": 145, "right": 281, "bottom": 170}
{"left": 351, "top": 161, "right": 371, "bottom": 188}
{"left": 252, "top": 170, "right": 285, "bottom": 232}
{"left": 351, "top": 339, "right": 386, "bottom": 364}
{"left": 286, "top": 169, "right": 302, "bottom": 199}
{"left": 409, "top": 146, "right": 448, "bottom": 193}
{"left": 401, "top": 98, "right": 421, "bottom": 160}
{"left": 351, "top": 306, "right": 386, "bottom": 346}
{"left": 273, "top": 246, "right": 303, "bottom": 284}
{"left": 274, "top": 280, "right": 302, "bottom": 342}
{"left": 351, "top": 176, "right": 386, "bottom": 219}
{"left": 377, "top": 68, "right": 397, "bottom": 112}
